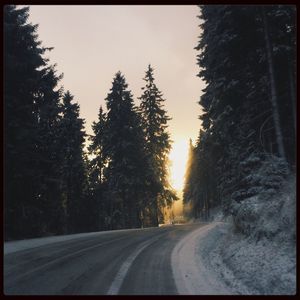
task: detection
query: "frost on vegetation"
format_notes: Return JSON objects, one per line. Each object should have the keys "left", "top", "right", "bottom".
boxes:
{"left": 231, "top": 155, "right": 290, "bottom": 235}
{"left": 203, "top": 174, "right": 296, "bottom": 295}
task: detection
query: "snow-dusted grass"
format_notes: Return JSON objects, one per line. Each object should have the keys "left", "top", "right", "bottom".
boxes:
{"left": 197, "top": 222, "right": 252, "bottom": 294}
{"left": 199, "top": 175, "right": 296, "bottom": 295}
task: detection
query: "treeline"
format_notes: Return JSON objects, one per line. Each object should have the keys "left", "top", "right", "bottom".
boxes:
{"left": 183, "top": 5, "right": 296, "bottom": 223}
{"left": 4, "top": 5, "right": 176, "bottom": 240}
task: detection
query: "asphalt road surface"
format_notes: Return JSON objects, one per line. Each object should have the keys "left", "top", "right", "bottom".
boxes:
{"left": 4, "top": 223, "right": 206, "bottom": 295}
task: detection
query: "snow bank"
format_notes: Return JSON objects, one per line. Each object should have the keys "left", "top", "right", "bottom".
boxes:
{"left": 208, "top": 206, "right": 227, "bottom": 221}
{"left": 199, "top": 175, "right": 296, "bottom": 295}
{"left": 172, "top": 223, "right": 234, "bottom": 295}
{"left": 197, "top": 222, "right": 251, "bottom": 294}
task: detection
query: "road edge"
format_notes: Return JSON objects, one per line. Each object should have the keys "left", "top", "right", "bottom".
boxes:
{"left": 4, "top": 226, "right": 161, "bottom": 255}
{"left": 171, "top": 222, "right": 233, "bottom": 295}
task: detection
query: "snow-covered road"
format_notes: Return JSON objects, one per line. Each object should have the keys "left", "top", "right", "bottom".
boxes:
{"left": 6, "top": 221, "right": 293, "bottom": 295}
{"left": 5, "top": 223, "right": 213, "bottom": 295}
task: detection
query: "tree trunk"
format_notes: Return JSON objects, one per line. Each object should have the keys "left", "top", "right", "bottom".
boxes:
{"left": 207, "top": 190, "right": 210, "bottom": 220}
{"left": 262, "top": 7, "right": 286, "bottom": 160}
{"left": 288, "top": 60, "right": 296, "bottom": 134}
{"left": 205, "top": 191, "right": 209, "bottom": 221}
{"left": 109, "top": 195, "right": 113, "bottom": 230}
{"left": 152, "top": 197, "right": 159, "bottom": 227}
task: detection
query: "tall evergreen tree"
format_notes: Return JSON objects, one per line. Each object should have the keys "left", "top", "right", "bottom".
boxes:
{"left": 139, "top": 65, "right": 177, "bottom": 227}
{"left": 260, "top": 5, "right": 296, "bottom": 165}
{"left": 185, "top": 5, "right": 295, "bottom": 225}
{"left": 4, "top": 5, "right": 54, "bottom": 239}
{"left": 4, "top": 5, "right": 91, "bottom": 238}
{"left": 183, "top": 139, "right": 196, "bottom": 218}
{"left": 35, "top": 65, "right": 65, "bottom": 235}
{"left": 261, "top": 6, "right": 285, "bottom": 160}
{"left": 60, "top": 91, "right": 88, "bottom": 233}
{"left": 88, "top": 106, "right": 108, "bottom": 230}
{"left": 89, "top": 107, "right": 107, "bottom": 186}
{"left": 103, "top": 72, "right": 153, "bottom": 229}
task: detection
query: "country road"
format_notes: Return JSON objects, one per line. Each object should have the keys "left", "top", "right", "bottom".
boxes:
{"left": 4, "top": 223, "right": 207, "bottom": 295}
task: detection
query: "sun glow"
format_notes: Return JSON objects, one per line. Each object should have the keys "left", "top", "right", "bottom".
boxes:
{"left": 169, "top": 139, "right": 189, "bottom": 191}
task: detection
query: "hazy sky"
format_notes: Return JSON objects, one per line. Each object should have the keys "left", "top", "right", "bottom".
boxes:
{"left": 27, "top": 5, "right": 204, "bottom": 140}
{"left": 26, "top": 5, "right": 205, "bottom": 190}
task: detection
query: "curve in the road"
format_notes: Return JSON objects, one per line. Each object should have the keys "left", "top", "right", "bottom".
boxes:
{"left": 4, "top": 223, "right": 209, "bottom": 295}
{"left": 107, "top": 232, "right": 168, "bottom": 295}
{"left": 171, "top": 222, "right": 233, "bottom": 295}
{"left": 6, "top": 235, "right": 128, "bottom": 285}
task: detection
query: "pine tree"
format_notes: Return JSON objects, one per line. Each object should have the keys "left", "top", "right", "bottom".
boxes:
{"left": 260, "top": 5, "right": 296, "bottom": 165}
{"left": 261, "top": 7, "right": 285, "bottom": 160}
{"left": 4, "top": 5, "right": 94, "bottom": 238}
{"left": 183, "top": 139, "right": 196, "bottom": 218}
{"left": 189, "top": 5, "right": 295, "bottom": 227}
{"left": 35, "top": 65, "right": 64, "bottom": 236}
{"left": 139, "top": 65, "right": 177, "bottom": 227}
{"left": 4, "top": 5, "right": 52, "bottom": 239}
{"left": 60, "top": 91, "right": 88, "bottom": 233}
{"left": 88, "top": 106, "right": 108, "bottom": 230}
{"left": 89, "top": 107, "right": 107, "bottom": 185}
{"left": 103, "top": 72, "right": 153, "bottom": 229}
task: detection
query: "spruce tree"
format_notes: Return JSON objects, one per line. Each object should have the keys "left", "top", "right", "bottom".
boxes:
{"left": 183, "top": 139, "right": 196, "bottom": 218}
{"left": 188, "top": 5, "right": 295, "bottom": 226}
{"left": 139, "top": 65, "right": 177, "bottom": 227}
{"left": 88, "top": 106, "right": 108, "bottom": 230}
{"left": 4, "top": 5, "right": 51, "bottom": 238}
{"left": 35, "top": 65, "right": 64, "bottom": 235}
{"left": 4, "top": 5, "right": 93, "bottom": 238}
{"left": 103, "top": 72, "right": 153, "bottom": 229}
{"left": 60, "top": 91, "right": 87, "bottom": 233}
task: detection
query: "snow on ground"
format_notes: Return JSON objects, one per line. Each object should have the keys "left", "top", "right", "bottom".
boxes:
{"left": 4, "top": 227, "right": 156, "bottom": 255}
{"left": 5, "top": 174, "right": 295, "bottom": 295}
{"left": 208, "top": 207, "right": 225, "bottom": 221}
{"left": 192, "top": 175, "right": 296, "bottom": 295}
{"left": 172, "top": 222, "right": 235, "bottom": 295}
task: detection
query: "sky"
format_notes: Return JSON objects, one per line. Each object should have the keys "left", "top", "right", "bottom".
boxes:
{"left": 26, "top": 5, "right": 205, "bottom": 192}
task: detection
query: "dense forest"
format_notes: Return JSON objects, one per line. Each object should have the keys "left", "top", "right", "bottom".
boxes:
{"left": 4, "top": 5, "right": 177, "bottom": 240}
{"left": 183, "top": 5, "right": 296, "bottom": 230}
{"left": 4, "top": 5, "right": 296, "bottom": 241}
{"left": 4, "top": 5, "right": 296, "bottom": 296}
